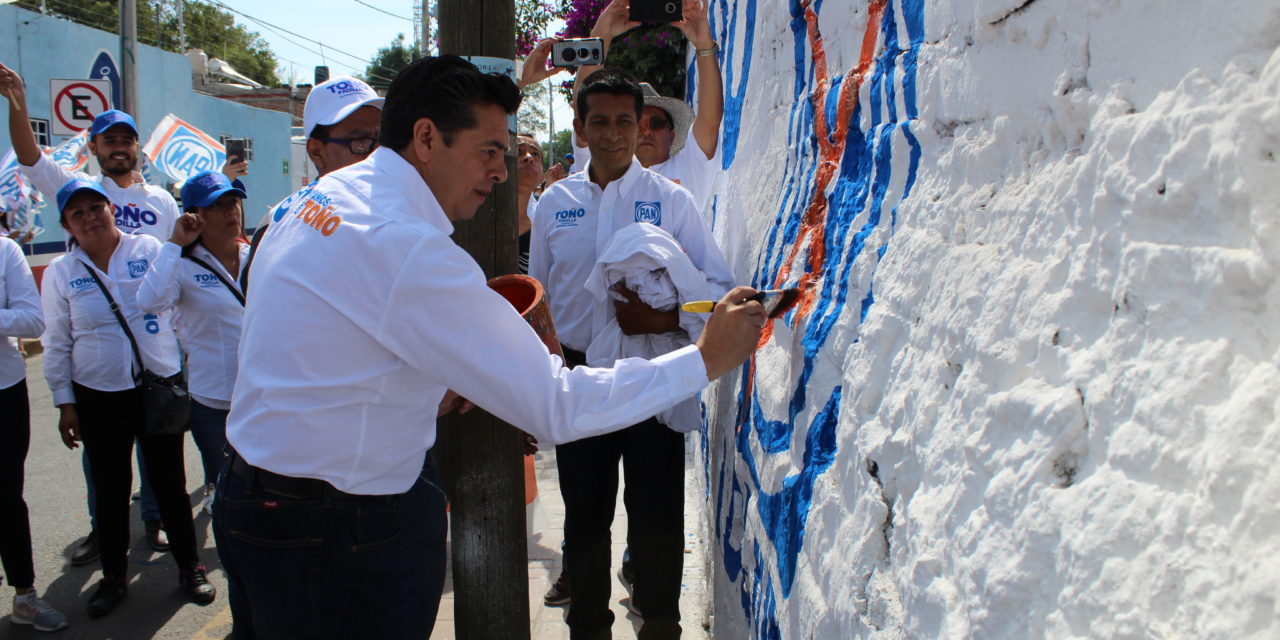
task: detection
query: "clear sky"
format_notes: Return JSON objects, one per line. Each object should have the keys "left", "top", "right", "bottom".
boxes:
{"left": 209, "top": 0, "right": 575, "bottom": 142}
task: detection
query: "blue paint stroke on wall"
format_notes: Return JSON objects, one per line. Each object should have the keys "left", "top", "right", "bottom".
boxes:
{"left": 718, "top": 0, "right": 757, "bottom": 170}
{"left": 712, "top": 1, "right": 928, "bottom": 633}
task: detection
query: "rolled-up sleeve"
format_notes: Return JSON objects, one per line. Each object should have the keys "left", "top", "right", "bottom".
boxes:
{"left": 377, "top": 234, "right": 708, "bottom": 445}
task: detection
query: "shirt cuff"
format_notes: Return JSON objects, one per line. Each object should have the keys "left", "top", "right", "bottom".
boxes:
{"left": 52, "top": 386, "right": 75, "bottom": 407}
{"left": 650, "top": 344, "right": 709, "bottom": 395}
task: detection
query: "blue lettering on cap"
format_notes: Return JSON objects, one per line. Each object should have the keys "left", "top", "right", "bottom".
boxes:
{"left": 634, "top": 201, "right": 662, "bottom": 225}
{"left": 327, "top": 81, "right": 364, "bottom": 97}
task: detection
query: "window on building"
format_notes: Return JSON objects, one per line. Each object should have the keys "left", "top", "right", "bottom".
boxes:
{"left": 29, "top": 118, "right": 49, "bottom": 147}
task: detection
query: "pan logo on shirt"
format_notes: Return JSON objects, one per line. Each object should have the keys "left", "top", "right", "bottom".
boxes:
{"left": 128, "top": 259, "right": 149, "bottom": 278}
{"left": 554, "top": 207, "right": 586, "bottom": 228}
{"left": 193, "top": 273, "right": 223, "bottom": 289}
{"left": 634, "top": 201, "right": 661, "bottom": 225}
{"left": 114, "top": 204, "right": 159, "bottom": 231}
{"left": 272, "top": 185, "right": 317, "bottom": 223}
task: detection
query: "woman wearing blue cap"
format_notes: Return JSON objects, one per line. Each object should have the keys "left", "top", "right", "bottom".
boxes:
{"left": 138, "top": 170, "right": 249, "bottom": 515}
{"left": 39, "top": 179, "right": 216, "bottom": 617}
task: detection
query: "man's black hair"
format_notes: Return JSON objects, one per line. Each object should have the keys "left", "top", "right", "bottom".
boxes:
{"left": 575, "top": 68, "right": 643, "bottom": 121}
{"left": 309, "top": 123, "right": 331, "bottom": 140}
{"left": 378, "top": 55, "right": 521, "bottom": 151}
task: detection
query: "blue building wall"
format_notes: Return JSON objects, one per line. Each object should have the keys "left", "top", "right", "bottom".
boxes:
{"left": 1, "top": 4, "right": 292, "bottom": 255}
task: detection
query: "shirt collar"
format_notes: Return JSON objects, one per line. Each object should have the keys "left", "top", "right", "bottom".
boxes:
{"left": 581, "top": 156, "right": 644, "bottom": 197}
{"left": 366, "top": 147, "right": 454, "bottom": 236}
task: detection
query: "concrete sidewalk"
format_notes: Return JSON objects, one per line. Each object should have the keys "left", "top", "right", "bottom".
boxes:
{"left": 433, "top": 444, "right": 712, "bottom": 639}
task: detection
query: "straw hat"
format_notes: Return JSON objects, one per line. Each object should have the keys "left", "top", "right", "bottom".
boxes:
{"left": 639, "top": 83, "right": 694, "bottom": 155}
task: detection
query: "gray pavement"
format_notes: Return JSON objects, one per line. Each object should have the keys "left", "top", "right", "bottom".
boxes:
{"left": 4, "top": 353, "right": 711, "bottom": 639}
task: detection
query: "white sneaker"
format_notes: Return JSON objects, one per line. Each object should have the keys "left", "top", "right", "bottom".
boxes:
{"left": 11, "top": 588, "right": 69, "bottom": 632}
{"left": 201, "top": 483, "right": 216, "bottom": 515}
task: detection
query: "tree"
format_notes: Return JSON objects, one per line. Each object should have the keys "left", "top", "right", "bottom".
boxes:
{"left": 364, "top": 34, "right": 420, "bottom": 90}
{"left": 12, "top": 0, "right": 280, "bottom": 87}
{"left": 518, "top": 82, "right": 550, "bottom": 136}
{"left": 547, "top": 129, "right": 574, "bottom": 170}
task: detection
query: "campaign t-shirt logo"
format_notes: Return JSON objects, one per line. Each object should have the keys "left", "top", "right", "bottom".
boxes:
{"left": 634, "top": 201, "right": 662, "bottom": 225}
{"left": 68, "top": 276, "right": 97, "bottom": 293}
{"left": 554, "top": 207, "right": 587, "bottom": 228}
{"left": 193, "top": 273, "right": 222, "bottom": 289}
{"left": 115, "top": 203, "right": 160, "bottom": 231}
{"left": 128, "top": 259, "right": 149, "bottom": 278}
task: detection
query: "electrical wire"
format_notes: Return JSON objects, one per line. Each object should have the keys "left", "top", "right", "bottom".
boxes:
{"left": 350, "top": 0, "right": 414, "bottom": 22}
{"left": 205, "top": 0, "right": 407, "bottom": 81}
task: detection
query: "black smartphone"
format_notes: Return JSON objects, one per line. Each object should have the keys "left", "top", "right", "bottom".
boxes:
{"left": 224, "top": 138, "right": 249, "bottom": 163}
{"left": 551, "top": 38, "right": 605, "bottom": 67}
{"left": 629, "top": 0, "right": 682, "bottom": 23}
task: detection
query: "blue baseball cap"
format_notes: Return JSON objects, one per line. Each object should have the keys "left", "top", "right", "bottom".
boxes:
{"left": 56, "top": 178, "right": 111, "bottom": 213}
{"left": 181, "top": 171, "right": 247, "bottom": 209}
{"left": 87, "top": 110, "right": 139, "bottom": 139}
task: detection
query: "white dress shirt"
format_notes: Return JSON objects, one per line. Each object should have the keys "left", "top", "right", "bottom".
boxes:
{"left": 572, "top": 127, "right": 720, "bottom": 211}
{"left": 227, "top": 147, "right": 710, "bottom": 495}
{"left": 138, "top": 242, "right": 248, "bottom": 409}
{"left": 20, "top": 152, "right": 178, "bottom": 241}
{"left": 529, "top": 158, "right": 735, "bottom": 353}
{"left": 0, "top": 237, "right": 44, "bottom": 388}
{"left": 41, "top": 233, "right": 182, "bottom": 406}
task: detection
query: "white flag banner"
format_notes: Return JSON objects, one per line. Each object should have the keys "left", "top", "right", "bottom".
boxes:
{"left": 142, "top": 114, "right": 226, "bottom": 185}
{"left": 0, "top": 149, "right": 43, "bottom": 234}
{"left": 48, "top": 129, "right": 90, "bottom": 171}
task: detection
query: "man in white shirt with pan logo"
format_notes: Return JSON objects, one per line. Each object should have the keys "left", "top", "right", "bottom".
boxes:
{"left": 529, "top": 67, "right": 735, "bottom": 640}
{"left": 213, "top": 55, "right": 764, "bottom": 640}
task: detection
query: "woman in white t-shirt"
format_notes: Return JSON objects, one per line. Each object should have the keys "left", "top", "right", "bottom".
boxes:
{"left": 40, "top": 179, "right": 215, "bottom": 617}
{"left": 138, "top": 170, "right": 248, "bottom": 515}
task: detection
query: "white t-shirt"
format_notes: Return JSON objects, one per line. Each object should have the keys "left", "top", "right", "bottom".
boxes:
{"left": 137, "top": 242, "right": 248, "bottom": 409}
{"left": 20, "top": 152, "right": 179, "bottom": 241}
{"left": 529, "top": 157, "right": 735, "bottom": 353}
{"left": 41, "top": 233, "right": 182, "bottom": 406}
{"left": 0, "top": 237, "right": 44, "bottom": 388}
{"left": 227, "top": 147, "right": 710, "bottom": 495}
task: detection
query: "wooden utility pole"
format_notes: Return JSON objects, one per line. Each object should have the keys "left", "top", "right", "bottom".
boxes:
{"left": 119, "top": 0, "right": 138, "bottom": 116}
{"left": 436, "top": 2, "right": 529, "bottom": 639}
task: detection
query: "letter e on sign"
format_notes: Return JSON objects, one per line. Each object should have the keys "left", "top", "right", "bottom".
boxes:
{"left": 50, "top": 79, "right": 113, "bottom": 136}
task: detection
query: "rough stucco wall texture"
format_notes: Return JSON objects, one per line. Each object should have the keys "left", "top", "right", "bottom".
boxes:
{"left": 700, "top": 1, "right": 1280, "bottom": 638}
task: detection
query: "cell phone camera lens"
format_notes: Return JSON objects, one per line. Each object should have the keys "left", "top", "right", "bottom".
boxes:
{"left": 577, "top": 48, "right": 590, "bottom": 59}
{"left": 665, "top": 2, "right": 677, "bottom": 13}
{"left": 562, "top": 48, "right": 577, "bottom": 62}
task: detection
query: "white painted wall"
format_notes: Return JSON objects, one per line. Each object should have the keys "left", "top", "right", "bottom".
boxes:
{"left": 700, "top": 0, "right": 1280, "bottom": 637}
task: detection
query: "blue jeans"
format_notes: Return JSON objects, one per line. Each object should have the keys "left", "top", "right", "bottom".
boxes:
{"left": 212, "top": 451, "right": 448, "bottom": 640}
{"left": 83, "top": 439, "right": 161, "bottom": 526}
{"left": 188, "top": 400, "right": 229, "bottom": 486}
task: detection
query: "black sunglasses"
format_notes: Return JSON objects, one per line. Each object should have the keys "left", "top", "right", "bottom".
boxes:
{"left": 314, "top": 136, "right": 379, "bottom": 155}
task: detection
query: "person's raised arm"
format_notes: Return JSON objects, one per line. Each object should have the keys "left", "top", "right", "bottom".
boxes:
{"left": 519, "top": 38, "right": 567, "bottom": 89}
{"left": 674, "top": 0, "right": 723, "bottom": 159}
{"left": 0, "top": 62, "right": 42, "bottom": 167}
{"left": 571, "top": 0, "right": 641, "bottom": 115}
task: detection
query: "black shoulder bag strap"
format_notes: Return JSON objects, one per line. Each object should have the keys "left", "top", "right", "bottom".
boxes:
{"left": 185, "top": 254, "right": 246, "bottom": 306}
{"left": 82, "top": 263, "right": 144, "bottom": 383}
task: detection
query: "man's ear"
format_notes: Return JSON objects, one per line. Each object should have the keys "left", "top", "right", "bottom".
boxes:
{"left": 305, "top": 138, "right": 326, "bottom": 173}
{"left": 87, "top": 139, "right": 99, "bottom": 157}
{"left": 572, "top": 117, "right": 585, "bottom": 143}
{"left": 410, "top": 117, "right": 439, "bottom": 166}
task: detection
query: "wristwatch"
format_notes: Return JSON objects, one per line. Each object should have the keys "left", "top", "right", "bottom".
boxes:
{"left": 695, "top": 42, "right": 719, "bottom": 57}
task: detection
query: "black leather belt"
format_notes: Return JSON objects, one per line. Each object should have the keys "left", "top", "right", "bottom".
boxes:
{"left": 561, "top": 346, "right": 587, "bottom": 368}
{"left": 227, "top": 449, "right": 351, "bottom": 500}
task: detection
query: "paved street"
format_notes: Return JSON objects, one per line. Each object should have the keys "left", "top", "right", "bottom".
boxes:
{"left": 4, "top": 353, "right": 711, "bottom": 640}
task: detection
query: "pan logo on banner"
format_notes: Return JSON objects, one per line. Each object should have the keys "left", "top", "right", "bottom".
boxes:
{"left": 142, "top": 114, "right": 227, "bottom": 185}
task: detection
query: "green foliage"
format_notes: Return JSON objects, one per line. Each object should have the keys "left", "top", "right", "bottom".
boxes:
{"left": 604, "top": 25, "right": 687, "bottom": 100}
{"left": 12, "top": 0, "right": 279, "bottom": 87}
{"left": 364, "top": 34, "right": 420, "bottom": 90}
{"left": 518, "top": 81, "right": 551, "bottom": 136}
{"left": 547, "top": 129, "right": 574, "bottom": 170}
